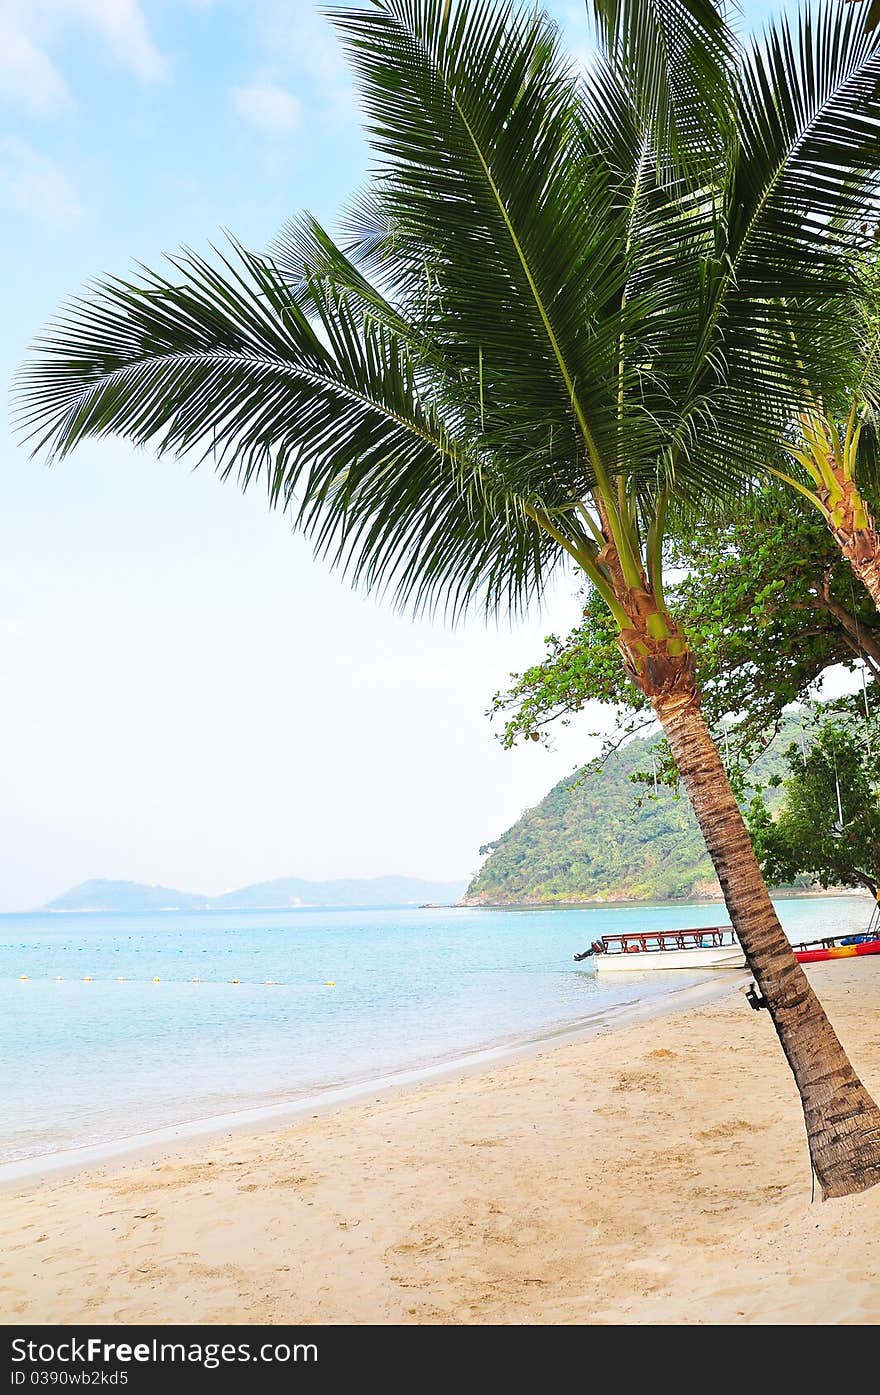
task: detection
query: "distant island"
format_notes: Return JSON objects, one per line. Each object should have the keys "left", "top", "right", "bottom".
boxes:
{"left": 43, "top": 875, "right": 469, "bottom": 913}
{"left": 464, "top": 724, "right": 805, "bottom": 906}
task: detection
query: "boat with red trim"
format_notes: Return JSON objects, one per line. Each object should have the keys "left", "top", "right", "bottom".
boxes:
{"left": 574, "top": 926, "right": 744, "bottom": 972}
{"left": 574, "top": 922, "right": 880, "bottom": 971}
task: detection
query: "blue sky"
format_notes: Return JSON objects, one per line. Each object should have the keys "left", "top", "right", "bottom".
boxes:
{"left": 1, "top": 0, "right": 784, "bottom": 910}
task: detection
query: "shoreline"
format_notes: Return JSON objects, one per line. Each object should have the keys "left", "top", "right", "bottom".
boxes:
{"left": 0, "top": 972, "right": 747, "bottom": 1190}
{"left": 1, "top": 957, "right": 878, "bottom": 1323}
{"left": 459, "top": 888, "right": 872, "bottom": 909}
{"left": 9, "top": 886, "right": 870, "bottom": 915}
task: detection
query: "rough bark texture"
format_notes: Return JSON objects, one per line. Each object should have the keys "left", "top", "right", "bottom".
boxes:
{"left": 818, "top": 471, "right": 880, "bottom": 612}
{"left": 611, "top": 571, "right": 880, "bottom": 1199}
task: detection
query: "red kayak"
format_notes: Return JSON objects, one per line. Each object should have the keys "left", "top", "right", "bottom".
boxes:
{"left": 793, "top": 933, "right": 880, "bottom": 965}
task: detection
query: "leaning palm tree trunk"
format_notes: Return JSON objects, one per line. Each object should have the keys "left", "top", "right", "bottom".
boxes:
{"left": 608, "top": 559, "right": 880, "bottom": 1199}
{"left": 658, "top": 695, "right": 880, "bottom": 1199}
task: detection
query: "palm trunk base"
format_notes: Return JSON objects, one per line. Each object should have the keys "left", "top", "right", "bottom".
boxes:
{"left": 770, "top": 982, "right": 880, "bottom": 1199}
{"left": 807, "top": 1079, "right": 880, "bottom": 1199}
{"left": 604, "top": 550, "right": 880, "bottom": 1200}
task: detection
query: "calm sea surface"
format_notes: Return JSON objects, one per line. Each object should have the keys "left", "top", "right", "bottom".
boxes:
{"left": 0, "top": 896, "right": 869, "bottom": 1164}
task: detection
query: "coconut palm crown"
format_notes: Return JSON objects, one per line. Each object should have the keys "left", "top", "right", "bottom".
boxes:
{"left": 590, "top": 3, "right": 880, "bottom": 622}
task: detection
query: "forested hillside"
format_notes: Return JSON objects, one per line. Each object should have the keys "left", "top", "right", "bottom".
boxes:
{"left": 465, "top": 724, "right": 801, "bottom": 904}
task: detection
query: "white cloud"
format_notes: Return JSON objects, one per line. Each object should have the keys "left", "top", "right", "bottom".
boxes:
{"left": 231, "top": 79, "right": 302, "bottom": 137}
{"left": 260, "top": 2, "right": 356, "bottom": 128}
{"left": 59, "top": 0, "right": 166, "bottom": 82}
{"left": 0, "top": 618, "right": 37, "bottom": 639}
{"left": 0, "top": 137, "right": 82, "bottom": 222}
{"left": 227, "top": 5, "right": 357, "bottom": 140}
{"left": 0, "top": 14, "right": 70, "bottom": 114}
{"left": 0, "top": 0, "right": 166, "bottom": 117}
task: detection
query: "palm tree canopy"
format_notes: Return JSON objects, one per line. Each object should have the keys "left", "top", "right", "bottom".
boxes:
{"left": 15, "top": 0, "right": 880, "bottom": 619}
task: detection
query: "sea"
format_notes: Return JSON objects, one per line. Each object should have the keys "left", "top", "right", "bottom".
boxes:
{"left": 0, "top": 896, "right": 870, "bottom": 1168}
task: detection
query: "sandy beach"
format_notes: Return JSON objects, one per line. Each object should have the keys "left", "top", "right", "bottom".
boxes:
{"left": 2, "top": 957, "right": 879, "bottom": 1326}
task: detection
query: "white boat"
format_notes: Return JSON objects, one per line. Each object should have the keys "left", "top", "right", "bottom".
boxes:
{"left": 574, "top": 926, "right": 745, "bottom": 972}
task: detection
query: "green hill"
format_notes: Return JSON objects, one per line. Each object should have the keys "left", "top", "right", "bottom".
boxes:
{"left": 465, "top": 724, "right": 800, "bottom": 905}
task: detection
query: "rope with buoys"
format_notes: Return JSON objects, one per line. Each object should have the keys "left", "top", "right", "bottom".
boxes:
{"left": 8, "top": 975, "right": 339, "bottom": 987}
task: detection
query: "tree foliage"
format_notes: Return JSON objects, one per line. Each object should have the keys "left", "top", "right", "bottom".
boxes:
{"left": 491, "top": 487, "right": 880, "bottom": 781}
{"left": 748, "top": 713, "right": 880, "bottom": 895}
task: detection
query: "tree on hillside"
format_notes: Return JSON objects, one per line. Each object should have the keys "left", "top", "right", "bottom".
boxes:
{"left": 749, "top": 716, "right": 880, "bottom": 896}
{"left": 492, "top": 486, "right": 880, "bottom": 775}
{"left": 16, "top": 0, "right": 880, "bottom": 1195}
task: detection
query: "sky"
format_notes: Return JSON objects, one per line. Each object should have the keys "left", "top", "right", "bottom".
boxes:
{"left": 1, "top": 0, "right": 794, "bottom": 911}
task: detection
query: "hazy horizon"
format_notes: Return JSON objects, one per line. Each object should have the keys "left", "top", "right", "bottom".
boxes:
{"left": 36, "top": 868, "right": 471, "bottom": 906}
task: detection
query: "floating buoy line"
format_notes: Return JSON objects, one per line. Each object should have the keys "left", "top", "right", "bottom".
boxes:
{"left": 9, "top": 975, "right": 338, "bottom": 987}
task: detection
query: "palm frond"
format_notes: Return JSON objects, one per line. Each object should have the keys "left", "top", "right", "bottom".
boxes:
{"left": 331, "top": 0, "right": 640, "bottom": 481}
{"left": 672, "top": 2, "right": 880, "bottom": 492}
{"left": 587, "top": 0, "right": 737, "bottom": 172}
{"left": 15, "top": 239, "right": 563, "bottom": 620}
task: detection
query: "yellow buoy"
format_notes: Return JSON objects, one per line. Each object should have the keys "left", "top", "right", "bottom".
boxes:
{"left": 84, "top": 976, "right": 92, "bottom": 982}
{"left": 326, "top": 980, "right": 335, "bottom": 987}
{"left": 19, "top": 975, "right": 27, "bottom": 981}
{"left": 232, "top": 978, "right": 240, "bottom": 985}
{"left": 152, "top": 976, "right": 160, "bottom": 983}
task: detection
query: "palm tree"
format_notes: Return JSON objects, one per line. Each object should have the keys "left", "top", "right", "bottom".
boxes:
{"left": 16, "top": 0, "right": 880, "bottom": 1197}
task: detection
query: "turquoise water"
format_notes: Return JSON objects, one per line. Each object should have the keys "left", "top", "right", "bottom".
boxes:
{"left": 0, "top": 896, "right": 869, "bottom": 1164}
